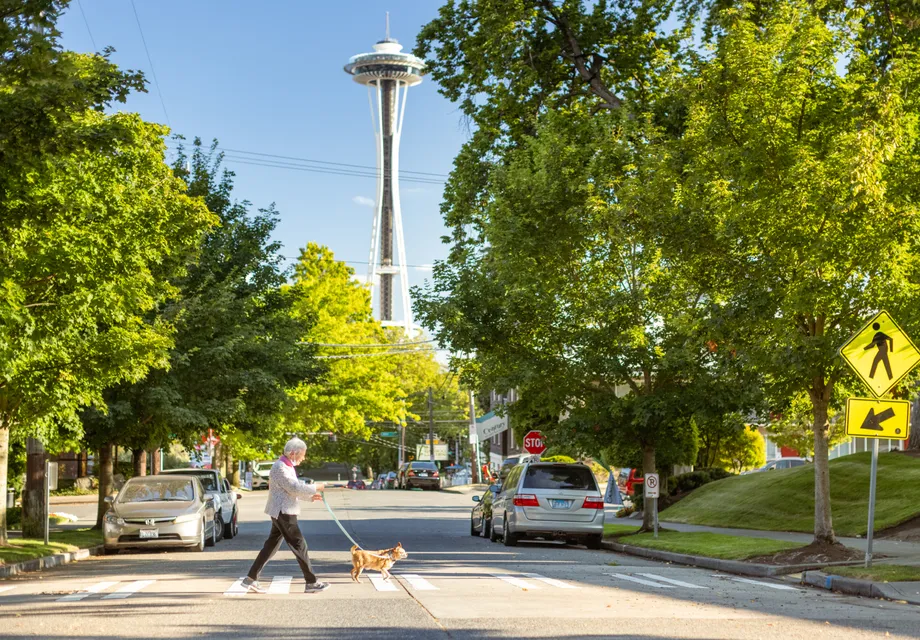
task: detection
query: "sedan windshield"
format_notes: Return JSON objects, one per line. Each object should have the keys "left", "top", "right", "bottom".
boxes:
{"left": 118, "top": 479, "right": 196, "bottom": 503}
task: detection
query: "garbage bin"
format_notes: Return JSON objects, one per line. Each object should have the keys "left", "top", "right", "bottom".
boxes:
{"left": 6, "top": 489, "right": 15, "bottom": 509}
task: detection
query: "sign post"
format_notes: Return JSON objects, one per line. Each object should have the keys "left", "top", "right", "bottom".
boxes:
{"left": 839, "top": 311, "right": 918, "bottom": 567}
{"left": 522, "top": 431, "right": 546, "bottom": 456}
{"left": 645, "top": 473, "right": 660, "bottom": 539}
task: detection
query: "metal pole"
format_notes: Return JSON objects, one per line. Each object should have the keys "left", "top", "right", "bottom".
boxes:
{"left": 44, "top": 460, "right": 50, "bottom": 545}
{"left": 468, "top": 389, "right": 480, "bottom": 484}
{"left": 399, "top": 423, "right": 405, "bottom": 467}
{"left": 428, "top": 387, "right": 435, "bottom": 463}
{"left": 653, "top": 497, "right": 659, "bottom": 539}
{"left": 865, "top": 438, "right": 879, "bottom": 567}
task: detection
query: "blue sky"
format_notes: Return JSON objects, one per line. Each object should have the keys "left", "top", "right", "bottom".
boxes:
{"left": 58, "top": 1, "right": 466, "bottom": 318}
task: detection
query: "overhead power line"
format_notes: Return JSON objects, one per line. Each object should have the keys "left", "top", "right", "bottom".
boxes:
{"left": 310, "top": 340, "right": 435, "bottom": 348}
{"left": 220, "top": 156, "right": 444, "bottom": 186}
{"left": 218, "top": 147, "right": 449, "bottom": 179}
{"left": 76, "top": 0, "right": 97, "bottom": 51}
{"left": 129, "top": 0, "right": 170, "bottom": 127}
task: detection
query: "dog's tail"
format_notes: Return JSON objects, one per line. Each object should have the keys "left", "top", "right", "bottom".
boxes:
{"left": 350, "top": 544, "right": 358, "bottom": 553}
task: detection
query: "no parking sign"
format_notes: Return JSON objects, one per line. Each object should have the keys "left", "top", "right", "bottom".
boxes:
{"left": 644, "top": 473, "right": 659, "bottom": 499}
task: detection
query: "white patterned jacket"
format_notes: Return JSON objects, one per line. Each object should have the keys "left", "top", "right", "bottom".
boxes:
{"left": 264, "top": 458, "right": 317, "bottom": 518}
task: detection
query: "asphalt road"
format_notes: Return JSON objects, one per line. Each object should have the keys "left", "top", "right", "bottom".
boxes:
{"left": 4, "top": 488, "right": 919, "bottom": 639}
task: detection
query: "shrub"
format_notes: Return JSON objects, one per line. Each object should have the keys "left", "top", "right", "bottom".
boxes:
{"left": 540, "top": 455, "right": 577, "bottom": 463}
{"left": 616, "top": 506, "right": 635, "bottom": 518}
{"left": 673, "top": 468, "right": 733, "bottom": 494}
{"left": 6, "top": 507, "right": 21, "bottom": 529}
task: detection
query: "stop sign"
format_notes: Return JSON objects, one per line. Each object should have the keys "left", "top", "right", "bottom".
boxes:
{"left": 523, "top": 430, "right": 546, "bottom": 455}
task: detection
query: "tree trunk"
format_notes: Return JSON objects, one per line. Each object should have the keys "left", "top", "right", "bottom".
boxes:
{"left": 909, "top": 392, "right": 920, "bottom": 451}
{"left": 94, "top": 444, "right": 115, "bottom": 529}
{"left": 22, "top": 438, "right": 45, "bottom": 539}
{"left": 149, "top": 448, "right": 161, "bottom": 475}
{"left": 811, "top": 397, "right": 836, "bottom": 544}
{"left": 78, "top": 450, "right": 88, "bottom": 477}
{"left": 0, "top": 425, "right": 9, "bottom": 544}
{"left": 230, "top": 457, "right": 241, "bottom": 487}
{"left": 132, "top": 449, "right": 147, "bottom": 477}
{"left": 640, "top": 445, "right": 656, "bottom": 531}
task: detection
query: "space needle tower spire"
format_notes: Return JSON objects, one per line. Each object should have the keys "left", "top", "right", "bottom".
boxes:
{"left": 345, "top": 16, "right": 425, "bottom": 334}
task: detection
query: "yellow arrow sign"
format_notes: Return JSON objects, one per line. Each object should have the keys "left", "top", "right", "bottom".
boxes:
{"left": 839, "top": 311, "right": 920, "bottom": 397}
{"left": 845, "top": 397, "right": 911, "bottom": 440}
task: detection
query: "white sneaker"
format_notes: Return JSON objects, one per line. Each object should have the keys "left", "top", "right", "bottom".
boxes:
{"left": 242, "top": 577, "right": 266, "bottom": 594}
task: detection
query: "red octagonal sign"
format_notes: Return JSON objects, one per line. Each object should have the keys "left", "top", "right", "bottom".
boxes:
{"left": 523, "top": 430, "right": 546, "bottom": 455}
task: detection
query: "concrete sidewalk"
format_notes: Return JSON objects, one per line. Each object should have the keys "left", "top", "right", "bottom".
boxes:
{"left": 659, "top": 520, "right": 920, "bottom": 563}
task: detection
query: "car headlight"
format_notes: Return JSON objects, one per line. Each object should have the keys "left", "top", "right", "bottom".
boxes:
{"left": 104, "top": 512, "right": 124, "bottom": 526}
{"left": 173, "top": 513, "right": 200, "bottom": 524}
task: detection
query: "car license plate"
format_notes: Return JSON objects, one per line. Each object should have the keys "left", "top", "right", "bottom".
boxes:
{"left": 139, "top": 529, "right": 158, "bottom": 539}
{"left": 419, "top": 472, "right": 427, "bottom": 476}
{"left": 550, "top": 499, "right": 571, "bottom": 509}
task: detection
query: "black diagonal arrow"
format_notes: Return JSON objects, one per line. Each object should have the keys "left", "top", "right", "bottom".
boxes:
{"left": 860, "top": 407, "right": 896, "bottom": 431}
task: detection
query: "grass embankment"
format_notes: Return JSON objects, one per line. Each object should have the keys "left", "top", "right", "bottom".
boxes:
{"left": 829, "top": 564, "right": 920, "bottom": 583}
{"left": 0, "top": 528, "right": 103, "bottom": 565}
{"left": 604, "top": 526, "right": 801, "bottom": 560}
{"left": 661, "top": 452, "right": 920, "bottom": 537}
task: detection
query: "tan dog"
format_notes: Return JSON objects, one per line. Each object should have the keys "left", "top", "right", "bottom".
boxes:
{"left": 350, "top": 543, "right": 408, "bottom": 583}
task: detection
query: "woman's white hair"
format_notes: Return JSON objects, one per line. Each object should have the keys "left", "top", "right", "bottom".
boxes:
{"left": 283, "top": 437, "right": 307, "bottom": 457}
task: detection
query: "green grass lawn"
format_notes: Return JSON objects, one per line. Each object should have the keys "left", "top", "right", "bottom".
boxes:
{"left": 829, "top": 564, "right": 920, "bottom": 583}
{"left": 661, "top": 452, "right": 920, "bottom": 536}
{"left": 0, "top": 528, "right": 102, "bottom": 565}
{"left": 613, "top": 531, "right": 803, "bottom": 560}
{"left": 604, "top": 523, "right": 641, "bottom": 537}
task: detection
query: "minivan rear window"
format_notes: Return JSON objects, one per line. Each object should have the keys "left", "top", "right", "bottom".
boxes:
{"left": 522, "top": 465, "right": 597, "bottom": 491}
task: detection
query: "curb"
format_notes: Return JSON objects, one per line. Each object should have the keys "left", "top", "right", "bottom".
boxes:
{"left": 442, "top": 484, "right": 489, "bottom": 495}
{"left": 0, "top": 545, "right": 104, "bottom": 578}
{"left": 601, "top": 540, "right": 857, "bottom": 578}
{"left": 49, "top": 494, "right": 99, "bottom": 506}
{"left": 801, "top": 570, "right": 920, "bottom": 605}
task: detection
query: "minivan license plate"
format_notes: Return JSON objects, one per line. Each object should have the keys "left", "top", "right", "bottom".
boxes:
{"left": 140, "top": 529, "right": 158, "bottom": 539}
{"left": 550, "top": 499, "right": 571, "bottom": 509}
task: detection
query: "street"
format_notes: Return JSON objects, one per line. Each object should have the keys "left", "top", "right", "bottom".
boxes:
{"left": 2, "top": 489, "right": 918, "bottom": 639}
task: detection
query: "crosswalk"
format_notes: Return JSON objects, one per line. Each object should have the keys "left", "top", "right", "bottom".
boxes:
{"left": 3, "top": 570, "right": 801, "bottom": 602}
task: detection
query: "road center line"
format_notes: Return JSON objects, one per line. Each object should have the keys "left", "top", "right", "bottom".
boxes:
{"left": 636, "top": 573, "right": 705, "bottom": 589}
{"left": 521, "top": 573, "right": 578, "bottom": 589}
{"left": 103, "top": 580, "right": 155, "bottom": 599}
{"left": 612, "top": 574, "right": 675, "bottom": 589}
{"left": 57, "top": 581, "right": 119, "bottom": 602}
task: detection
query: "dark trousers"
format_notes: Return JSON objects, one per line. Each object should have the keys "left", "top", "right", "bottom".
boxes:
{"left": 247, "top": 514, "right": 316, "bottom": 583}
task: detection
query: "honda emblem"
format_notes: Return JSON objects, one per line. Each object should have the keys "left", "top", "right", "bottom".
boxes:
{"left": 145, "top": 519, "right": 155, "bottom": 526}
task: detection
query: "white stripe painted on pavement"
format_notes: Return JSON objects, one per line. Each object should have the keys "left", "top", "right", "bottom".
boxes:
{"left": 636, "top": 573, "right": 705, "bottom": 589}
{"left": 612, "top": 574, "right": 675, "bottom": 589}
{"left": 369, "top": 575, "right": 400, "bottom": 592}
{"left": 268, "top": 576, "right": 292, "bottom": 594}
{"left": 727, "top": 576, "right": 800, "bottom": 591}
{"left": 0, "top": 586, "right": 15, "bottom": 594}
{"left": 223, "top": 577, "right": 249, "bottom": 597}
{"left": 103, "top": 580, "right": 155, "bottom": 599}
{"left": 522, "top": 573, "right": 578, "bottom": 589}
{"left": 399, "top": 574, "right": 438, "bottom": 591}
{"left": 491, "top": 574, "right": 541, "bottom": 589}
{"left": 57, "top": 581, "right": 119, "bottom": 602}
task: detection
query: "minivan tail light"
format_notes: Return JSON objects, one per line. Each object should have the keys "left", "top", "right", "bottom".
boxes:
{"left": 513, "top": 494, "right": 539, "bottom": 507}
{"left": 582, "top": 497, "right": 604, "bottom": 509}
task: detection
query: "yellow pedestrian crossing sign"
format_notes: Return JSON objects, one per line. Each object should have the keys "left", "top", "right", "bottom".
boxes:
{"left": 839, "top": 311, "right": 920, "bottom": 397}
{"left": 845, "top": 397, "right": 911, "bottom": 440}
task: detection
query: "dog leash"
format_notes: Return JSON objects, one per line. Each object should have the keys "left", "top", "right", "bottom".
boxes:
{"left": 320, "top": 493, "right": 391, "bottom": 559}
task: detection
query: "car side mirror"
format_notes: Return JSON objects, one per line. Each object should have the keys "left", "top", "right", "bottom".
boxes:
{"left": 472, "top": 495, "right": 481, "bottom": 503}
{"left": 104, "top": 496, "right": 115, "bottom": 504}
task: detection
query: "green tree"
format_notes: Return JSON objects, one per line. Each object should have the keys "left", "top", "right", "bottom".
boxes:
{"left": 677, "top": 1, "right": 920, "bottom": 544}
{"left": 0, "top": 2, "right": 215, "bottom": 541}
{"left": 767, "top": 393, "right": 848, "bottom": 460}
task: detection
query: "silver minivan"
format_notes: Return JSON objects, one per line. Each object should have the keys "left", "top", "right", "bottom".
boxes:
{"left": 490, "top": 462, "right": 604, "bottom": 549}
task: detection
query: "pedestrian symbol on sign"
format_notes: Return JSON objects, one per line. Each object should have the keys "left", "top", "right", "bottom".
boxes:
{"left": 865, "top": 323, "right": 894, "bottom": 380}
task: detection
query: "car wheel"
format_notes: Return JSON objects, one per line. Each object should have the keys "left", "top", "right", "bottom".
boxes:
{"left": 103, "top": 546, "right": 118, "bottom": 556}
{"left": 205, "top": 518, "right": 217, "bottom": 547}
{"left": 502, "top": 514, "right": 517, "bottom": 547}
{"left": 481, "top": 518, "right": 490, "bottom": 539}
{"left": 214, "top": 514, "right": 224, "bottom": 543}
{"left": 225, "top": 509, "right": 238, "bottom": 539}
{"left": 586, "top": 534, "right": 603, "bottom": 550}
{"left": 470, "top": 515, "right": 478, "bottom": 537}
{"left": 192, "top": 520, "right": 206, "bottom": 552}
{"left": 489, "top": 518, "right": 499, "bottom": 543}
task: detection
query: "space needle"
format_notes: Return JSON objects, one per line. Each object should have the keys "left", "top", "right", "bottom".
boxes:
{"left": 344, "top": 17, "right": 425, "bottom": 334}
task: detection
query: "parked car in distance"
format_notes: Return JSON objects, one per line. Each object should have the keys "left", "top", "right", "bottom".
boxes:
{"left": 385, "top": 471, "right": 398, "bottom": 489}
{"left": 399, "top": 461, "right": 441, "bottom": 490}
{"left": 744, "top": 457, "right": 809, "bottom": 474}
{"left": 620, "top": 468, "right": 644, "bottom": 496}
{"left": 161, "top": 468, "right": 241, "bottom": 540}
{"left": 490, "top": 462, "right": 605, "bottom": 549}
{"left": 470, "top": 484, "right": 501, "bottom": 538}
{"left": 103, "top": 475, "right": 218, "bottom": 553}
{"left": 346, "top": 479, "right": 367, "bottom": 490}
{"left": 251, "top": 461, "right": 274, "bottom": 490}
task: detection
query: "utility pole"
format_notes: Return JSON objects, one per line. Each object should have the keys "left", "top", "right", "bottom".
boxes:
{"left": 399, "top": 423, "right": 405, "bottom": 467}
{"left": 427, "top": 387, "right": 435, "bottom": 463}
{"left": 468, "top": 389, "right": 480, "bottom": 484}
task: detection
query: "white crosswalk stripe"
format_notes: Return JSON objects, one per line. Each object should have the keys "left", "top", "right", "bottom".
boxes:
{"left": 491, "top": 574, "right": 541, "bottom": 589}
{"left": 521, "top": 573, "right": 579, "bottom": 589}
{"left": 268, "top": 576, "right": 292, "bottom": 594}
{"left": 724, "top": 576, "right": 800, "bottom": 591}
{"left": 0, "top": 586, "right": 15, "bottom": 594}
{"left": 223, "top": 577, "right": 249, "bottom": 597}
{"left": 636, "top": 573, "right": 705, "bottom": 589}
{"left": 102, "top": 580, "right": 155, "bottom": 599}
{"left": 399, "top": 574, "right": 438, "bottom": 591}
{"left": 612, "top": 574, "right": 675, "bottom": 589}
{"left": 57, "top": 581, "right": 119, "bottom": 602}
{"left": 369, "top": 575, "right": 400, "bottom": 592}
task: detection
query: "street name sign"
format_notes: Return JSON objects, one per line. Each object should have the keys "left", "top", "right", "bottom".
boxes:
{"left": 644, "top": 473, "right": 660, "bottom": 499}
{"left": 845, "top": 398, "right": 911, "bottom": 440}
{"left": 839, "top": 310, "right": 920, "bottom": 398}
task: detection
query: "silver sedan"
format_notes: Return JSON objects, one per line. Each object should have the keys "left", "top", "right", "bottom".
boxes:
{"left": 103, "top": 475, "right": 218, "bottom": 553}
